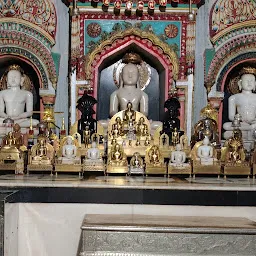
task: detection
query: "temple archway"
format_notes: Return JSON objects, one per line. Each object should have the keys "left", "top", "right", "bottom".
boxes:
{"left": 84, "top": 28, "right": 179, "bottom": 121}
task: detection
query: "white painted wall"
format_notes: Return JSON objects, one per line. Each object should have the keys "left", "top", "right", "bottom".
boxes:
{"left": 51, "top": 0, "right": 70, "bottom": 132}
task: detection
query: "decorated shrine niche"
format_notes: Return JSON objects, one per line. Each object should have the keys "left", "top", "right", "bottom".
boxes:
{"left": 0, "top": 0, "right": 60, "bottom": 130}
{"left": 205, "top": 0, "right": 256, "bottom": 142}
{"left": 69, "top": 1, "right": 203, "bottom": 141}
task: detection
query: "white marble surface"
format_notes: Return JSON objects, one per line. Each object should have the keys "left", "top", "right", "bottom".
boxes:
{"left": 0, "top": 174, "right": 256, "bottom": 191}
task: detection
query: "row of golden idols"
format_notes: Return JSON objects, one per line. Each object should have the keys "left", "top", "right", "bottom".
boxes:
{"left": 0, "top": 106, "right": 255, "bottom": 178}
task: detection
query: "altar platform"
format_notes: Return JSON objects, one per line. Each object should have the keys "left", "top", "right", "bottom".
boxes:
{"left": 1, "top": 174, "right": 256, "bottom": 206}
{"left": 3, "top": 174, "right": 256, "bottom": 256}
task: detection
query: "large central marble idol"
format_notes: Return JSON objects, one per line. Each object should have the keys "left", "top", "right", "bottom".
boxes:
{"left": 109, "top": 54, "right": 148, "bottom": 117}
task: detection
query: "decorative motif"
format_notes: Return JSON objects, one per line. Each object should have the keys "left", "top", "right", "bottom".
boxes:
{"left": 0, "top": 30, "right": 57, "bottom": 86}
{"left": 87, "top": 23, "right": 102, "bottom": 38}
{"left": 0, "top": 0, "right": 57, "bottom": 40}
{"left": 84, "top": 28, "right": 179, "bottom": 81}
{"left": 210, "top": 0, "right": 256, "bottom": 41}
{"left": 77, "top": 12, "right": 188, "bottom": 80}
{"left": 164, "top": 24, "right": 178, "bottom": 38}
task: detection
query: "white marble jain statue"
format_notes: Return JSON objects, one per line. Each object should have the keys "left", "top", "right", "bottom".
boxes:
{"left": 170, "top": 143, "right": 187, "bottom": 167}
{"left": 61, "top": 136, "right": 80, "bottom": 164}
{"left": 197, "top": 137, "right": 214, "bottom": 165}
{"left": 110, "top": 63, "right": 148, "bottom": 117}
{"left": 223, "top": 69, "right": 256, "bottom": 140}
{"left": 86, "top": 141, "right": 103, "bottom": 163}
{"left": 0, "top": 66, "right": 39, "bottom": 128}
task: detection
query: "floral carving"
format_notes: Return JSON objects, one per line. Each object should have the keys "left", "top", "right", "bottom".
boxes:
{"left": 87, "top": 23, "right": 102, "bottom": 38}
{"left": 164, "top": 24, "right": 178, "bottom": 38}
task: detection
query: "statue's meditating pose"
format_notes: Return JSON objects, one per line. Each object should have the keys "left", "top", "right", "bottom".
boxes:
{"left": 170, "top": 144, "right": 186, "bottom": 166}
{"left": 108, "top": 143, "right": 127, "bottom": 165}
{"left": 196, "top": 137, "right": 215, "bottom": 165}
{"left": 32, "top": 136, "right": 53, "bottom": 165}
{"left": 86, "top": 141, "right": 103, "bottom": 163}
{"left": 136, "top": 117, "right": 148, "bottom": 137}
{"left": 223, "top": 67, "right": 256, "bottom": 140}
{"left": 59, "top": 136, "right": 80, "bottom": 164}
{"left": 123, "top": 102, "right": 136, "bottom": 126}
{"left": 130, "top": 152, "right": 144, "bottom": 174}
{"left": 110, "top": 54, "right": 148, "bottom": 117}
{"left": 0, "top": 65, "right": 39, "bottom": 128}
{"left": 221, "top": 129, "right": 245, "bottom": 163}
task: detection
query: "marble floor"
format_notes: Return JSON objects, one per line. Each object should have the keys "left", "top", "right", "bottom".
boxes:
{"left": 0, "top": 173, "right": 256, "bottom": 190}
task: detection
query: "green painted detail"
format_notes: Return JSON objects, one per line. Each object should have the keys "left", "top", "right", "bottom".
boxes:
{"left": 51, "top": 52, "right": 61, "bottom": 76}
{"left": 85, "top": 20, "right": 181, "bottom": 57}
{"left": 205, "top": 48, "right": 215, "bottom": 75}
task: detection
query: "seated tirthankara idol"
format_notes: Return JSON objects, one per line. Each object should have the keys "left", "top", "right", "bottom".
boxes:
{"left": 83, "top": 141, "right": 104, "bottom": 172}
{"left": 196, "top": 137, "right": 216, "bottom": 165}
{"left": 107, "top": 143, "right": 128, "bottom": 174}
{"left": 0, "top": 65, "right": 39, "bottom": 130}
{"left": 169, "top": 144, "right": 187, "bottom": 167}
{"left": 85, "top": 141, "right": 103, "bottom": 163}
{"left": 129, "top": 152, "right": 144, "bottom": 175}
{"left": 110, "top": 53, "right": 148, "bottom": 118}
{"left": 223, "top": 67, "right": 256, "bottom": 140}
{"left": 31, "top": 136, "right": 54, "bottom": 165}
{"left": 59, "top": 136, "right": 80, "bottom": 164}
{"left": 100, "top": 53, "right": 161, "bottom": 134}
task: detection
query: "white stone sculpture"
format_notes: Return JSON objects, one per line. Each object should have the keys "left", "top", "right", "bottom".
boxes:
{"left": 86, "top": 141, "right": 103, "bottom": 163}
{"left": 169, "top": 144, "right": 187, "bottom": 166}
{"left": 110, "top": 63, "right": 148, "bottom": 117}
{"left": 196, "top": 137, "right": 214, "bottom": 165}
{"left": 223, "top": 70, "right": 256, "bottom": 140}
{"left": 0, "top": 66, "right": 39, "bottom": 128}
{"left": 60, "top": 136, "right": 80, "bottom": 164}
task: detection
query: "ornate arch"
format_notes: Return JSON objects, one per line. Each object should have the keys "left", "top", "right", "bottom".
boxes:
{"left": 216, "top": 52, "right": 256, "bottom": 91}
{"left": 205, "top": 34, "right": 256, "bottom": 89}
{"left": 210, "top": 0, "right": 256, "bottom": 45}
{"left": 0, "top": 46, "right": 48, "bottom": 89}
{"left": 0, "top": 21, "right": 58, "bottom": 87}
{"left": 84, "top": 27, "right": 179, "bottom": 82}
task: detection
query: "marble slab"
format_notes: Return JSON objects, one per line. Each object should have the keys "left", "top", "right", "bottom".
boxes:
{"left": 0, "top": 174, "right": 255, "bottom": 191}
{"left": 78, "top": 214, "right": 256, "bottom": 256}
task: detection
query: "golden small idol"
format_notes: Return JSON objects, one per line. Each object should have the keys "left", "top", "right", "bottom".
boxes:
{"left": 107, "top": 143, "right": 128, "bottom": 174}
{"left": 129, "top": 152, "right": 144, "bottom": 175}
{"left": 221, "top": 129, "right": 250, "bottom": 178}
{"left": 27, "top": 135, "right": 54, "bottom": 174}
{"left": 0, "top": 131, "right": 25, "bottom": 174}
{"left": 145, "top": 145, "right": 166, "bottom": 175}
